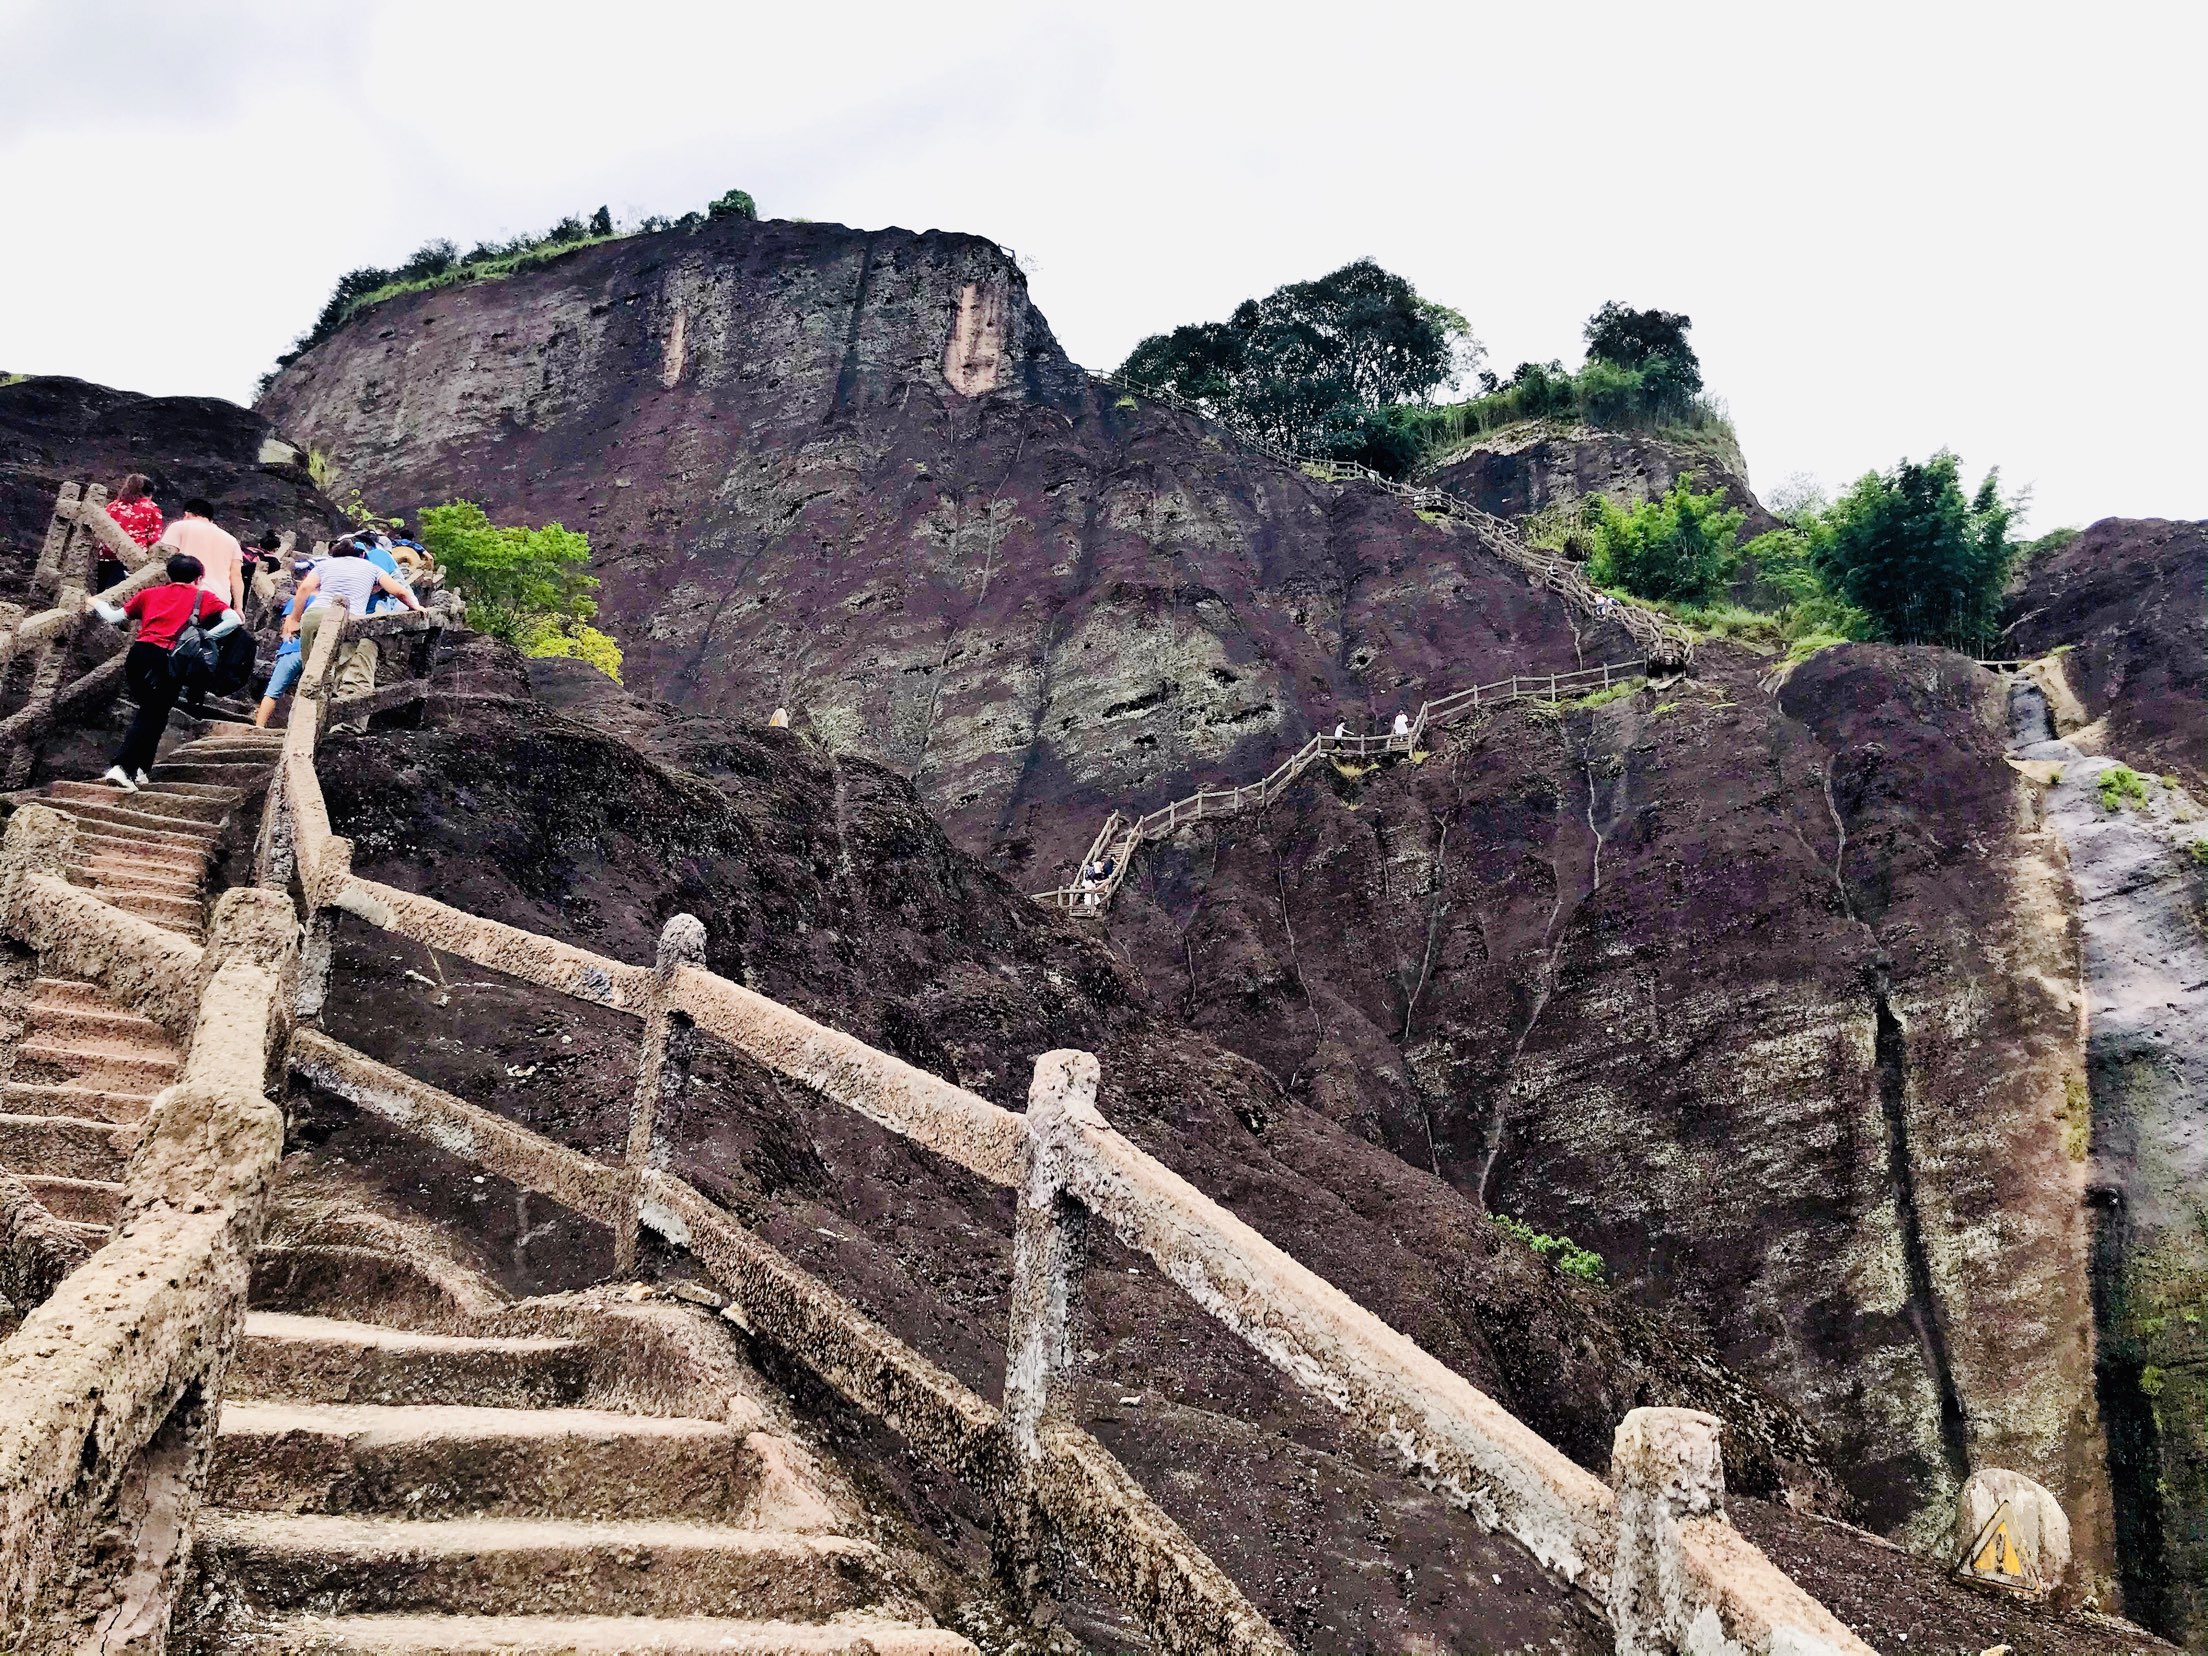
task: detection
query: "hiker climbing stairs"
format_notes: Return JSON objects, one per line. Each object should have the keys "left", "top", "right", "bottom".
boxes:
{"left": 0, "top": 725, "right": 284, "bottom": 1247}
{"left": 190, "top": 1237, "right": 976, "bottom": 1654}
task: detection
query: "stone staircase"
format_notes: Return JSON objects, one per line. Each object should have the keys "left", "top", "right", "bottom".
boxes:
{"left": 192, "top": 1243, "right": 976, "bottom": 1654}
{"left": 0, "top": 725, "right": 284, "bottom": 1247}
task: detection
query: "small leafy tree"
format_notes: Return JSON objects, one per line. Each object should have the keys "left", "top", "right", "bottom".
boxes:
{"left": 587, "top": 204, "right": 613, "bottom": 238}
{"left": 1808, "top": 452, "right": 2015, "bottom": 644}
{"left": 1587, "top": 475, "right": 1746, "bottom": 604}
{"left": 708, "top": 188, "right": 758, "bottom": 221}
{"left": 419, "top": 501, "right": 617, "bottom": 677}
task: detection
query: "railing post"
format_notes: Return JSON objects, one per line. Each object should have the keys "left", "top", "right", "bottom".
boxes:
{"left": 999, "top": 1048, "right": 1100, "bottom": 1609}
{"left": 31, "top": 482, "right": 82, "bottom": 600}
{"left": 1606, "top": 1406, "right": 1725, "bottom": 1656}
{"left": 617, "top": 913, "right": 706, "bottom": 1273}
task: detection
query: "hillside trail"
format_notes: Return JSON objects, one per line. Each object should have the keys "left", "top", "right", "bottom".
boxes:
{"left": 0, "top": 708, "right": 280, "bottom": 1251}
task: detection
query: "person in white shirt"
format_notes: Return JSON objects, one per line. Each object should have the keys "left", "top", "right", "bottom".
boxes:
{"left": 282, "top": 536, "right": 423, "bottom": 732}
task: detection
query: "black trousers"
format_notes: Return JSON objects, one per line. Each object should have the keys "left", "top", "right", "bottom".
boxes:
{"left": 115, "top": 642, "right": 179, "bottom": 777}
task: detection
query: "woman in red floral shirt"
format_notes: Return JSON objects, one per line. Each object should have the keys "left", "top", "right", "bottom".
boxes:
{"left": 100, "top": 473, "right": 163, "bottom": 592}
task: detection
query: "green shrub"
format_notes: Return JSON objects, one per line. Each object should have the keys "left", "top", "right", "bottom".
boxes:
{"left": 708, "top": 188, "right": 758, "bottom": 221}
{"left": 419, "top": 500, "right": 604, "bottom": 653}
{"left": 2188, "top": 839, "right": 2208, "bottom": 867}
{"left": 520, "top": 619, "right": 623, "bottom": 682}
{"left": 1492, "top": 1214, "right": 1605, "bottom": 1281}
{"left": 1587, "top": 475, "right": 1745, "bottom": 604}
{"left": 1808, "top": 452, "right": 2016, "bottom": 647}
{"left": 2097, "top": 766, "right": 2149, "bottom": 812}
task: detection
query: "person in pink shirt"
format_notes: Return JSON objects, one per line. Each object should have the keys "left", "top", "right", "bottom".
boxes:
{"left": 157, "top": 498, "right": 246, "bottom": 607}
{"left": 99, "top": 473, "right": 162, "bottom": 592}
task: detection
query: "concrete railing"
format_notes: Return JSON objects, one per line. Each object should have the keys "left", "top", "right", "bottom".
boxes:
{"left": 1034, "top": 657, "right": 1648, "bottom": 910}
{"left": 0, "top": 808, "right": 296, "bottom": 1653}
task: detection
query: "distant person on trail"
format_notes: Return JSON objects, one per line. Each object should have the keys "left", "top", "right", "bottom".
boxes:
{"left": 282, "top": 536, "right": 423, "bottom": 733}
{"left": 1392, "top": 710, "right": 1411, "bottom": 740}
{"left": 99, "top": 474, "right": 163, "bottom": 592}
{"left": 158, "top": 498, "right": 245, "bottom": 608}
{"left": 1333, "top": 720, "right": 1348, "bottom": 740}
{"left": 88, "top": 552, "right": 241, "bottom": 791}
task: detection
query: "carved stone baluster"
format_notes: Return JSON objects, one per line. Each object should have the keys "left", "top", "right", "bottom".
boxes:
{"left": 616, "top": 913, "right": 707, "bottom": 1272}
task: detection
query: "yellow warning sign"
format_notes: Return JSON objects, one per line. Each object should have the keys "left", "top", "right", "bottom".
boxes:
{"left": 1960, "top": 1503, "right": 2042, "bottom": 1597}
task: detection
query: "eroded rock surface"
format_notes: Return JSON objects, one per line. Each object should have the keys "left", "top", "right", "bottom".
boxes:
{"left": 258, "top": 217, "right": 1638, "bottom": 882}
{"left": 0, "top": 375, "right": 342, "bottom": 600}
{"left": 1424, "top": 419, "right": 1783, "bottom": 542}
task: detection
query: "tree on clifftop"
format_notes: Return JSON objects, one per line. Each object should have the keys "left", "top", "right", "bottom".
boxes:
{"left": 1808, "top": 453, "right": 2017, "bottom": 646}
{"left": 1119, "top": 258, "right": 1478, "bottom": 471}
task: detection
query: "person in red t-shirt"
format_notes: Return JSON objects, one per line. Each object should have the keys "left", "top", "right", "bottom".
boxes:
{"left": 88, "top": 552, "right": 243, "bottom": 791}
{"left": 100, "top": 474, "right": 164, "bottom": 593}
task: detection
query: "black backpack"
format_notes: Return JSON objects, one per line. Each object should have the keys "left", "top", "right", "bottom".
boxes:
{"left": 169, "top": 622, "right": 256, "bottom": 697}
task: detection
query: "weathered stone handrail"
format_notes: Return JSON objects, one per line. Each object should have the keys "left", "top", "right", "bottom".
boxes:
{"left": 1033, "top": 657, "right": 1650, "bottom": 910}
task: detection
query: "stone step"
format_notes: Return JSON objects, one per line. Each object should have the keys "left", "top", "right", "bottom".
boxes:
{"left": 22, "top": 1173, "right": 124, "bottom": 1224}
{"left": 105, "top": 888, "right": 206, "bottom": 930}
{"left": 149, "top": 761, "right": 273, "bottom": 787}
{"left": 74, "top": 830, "right": 211, "bottom": 873}
{"left": 16, "top": 1038, "right": 181, "bottom": 1092}
{"left": 61, "top": 1218, "right": 108, "bottom": 1245}
{"left": 1, "top": 1080, "right": 155, "bottom": 1126}
{"left": 0, "top": 1111, "right": 131, "bottom": 1182}
{"left": 20, "top": 1026, "right": 182, "bottom": 1066}
{"left": 28, "top": 977, "right": 128, "bottom": 1013}
{"left": 48, "top": 779, "right": 231, "bottom": 824}
{"left": 211, "top": 1403, "right": 759, "bottom": 1521}
{"left": 72, "top": 863, "right": 203, "bottom": 900}
{"left": 192, "top": 1514, "right": 889, "bottom": 1619}
{"left": 173, "top": 735, "right": 283, "bottom": 756}
{"left": 142, "top": 778, "right": 247, "bottom": 799}
{"left": 41, "top": 797, "right": 221, "bottom": 846}
{"left": 235, "top": 1314, "right": 593, "bottom": 1410}
{"left": 24, "top": 1001, "right": 177, "bottom": 1049}
{"left": 234, "top": 1614, "right": 976, "bottom": 1654}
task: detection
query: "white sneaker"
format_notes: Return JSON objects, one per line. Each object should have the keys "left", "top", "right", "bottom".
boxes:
{"left": 133, "top": 770, "right": 150, "bottom": 786}
{"left": 101, "top": 765, "right": 138, "bottom": 792}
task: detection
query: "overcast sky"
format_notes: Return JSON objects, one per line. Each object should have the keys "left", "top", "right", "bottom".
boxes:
{"left": 3, "top": 1, "right": 2200, "bottom": 530}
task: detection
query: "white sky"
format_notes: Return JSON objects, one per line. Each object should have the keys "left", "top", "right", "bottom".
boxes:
{"left": 3, "top": 0, "right": 2201, "bottom": 531}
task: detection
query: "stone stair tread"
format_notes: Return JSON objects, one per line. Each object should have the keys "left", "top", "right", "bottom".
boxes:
{"left": 220, "top": 1401, "right": 745, "bottom": 1443}
{"left": 21, "top": 1173, "right": 125, "bottom": 1222}
{"left": 242, "top": 1312, "right": 580, "bottom": 1358}
{"left": 28, "top": 976, "right": 129, "bottom": 1008}
{"left": 60, "top": 1218, "right": 108, "bottom": 1244}
{"left": 42, "top": 799, "right": 221, "bottom": 844}
{"left": 2, "top": 1080, "right": 156, "bottom": 1123}
{"left": 234, "top": 1314, "right": 596, "bottom": 1408}
{"left": 234, "top": 1614, "right": 976, "bottom": 1654}
{"left": 193, "top": 1513, "right": 886, "bottom": 1616}
{"left": 198, "top": 1512, "right": 875, "bottom": 1556}
{"left": 26, "top": 1001, "right": 174, "bottom": 1039}
{"left": 0, "top": 1111, "right": 132, "bottom": 1178}
{"left": 20, "top": 1031, "right": 183, "bottom": 1064}
{"left": 48, "top": 780, "right": 232, "bottom": 822}
{"left": 74, "top": 833, "right": 211, "bottom": 869}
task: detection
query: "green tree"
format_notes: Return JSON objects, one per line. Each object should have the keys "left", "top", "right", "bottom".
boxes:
{"left": 1808, "top": 453, "right": 2015, "bottom": 645}
{"left": 419, "top": 500, "right": 612, "bottom": 669}
{"left": 1119, "top": 258, "right": 1478, "bottom": 469}
{"left": 1587, "top": 475, "right": 1746, "bottom": 604}
{"left": 708, "top": 188, "right": 758, "bottom": 221}
{"left": 1583, "top": 301, "right": 1703, "bottom": 393}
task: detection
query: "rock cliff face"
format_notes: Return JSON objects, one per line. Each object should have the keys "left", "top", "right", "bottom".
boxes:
{"left": 259, "top": 218, "right": 1637, "bottom": 881}
{"left": 2006, "top": 518, "right": 2207, "bottom": 792}
{"left": 0, "top": 375, "right": 341, "bottom": 599}
{"left": 258, "top": 217, "right": 2190, "bottom": 1618}
{"left": 1424, "top": 419, "right": 1784, "bottom": 542}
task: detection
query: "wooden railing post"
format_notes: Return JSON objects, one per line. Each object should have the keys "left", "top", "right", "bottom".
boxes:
{"left": 1000, "top": 1048, "right": 1100, "bottom": 1608}
{"left": 617, "top": 913, "right": 706, "bottom": 1272}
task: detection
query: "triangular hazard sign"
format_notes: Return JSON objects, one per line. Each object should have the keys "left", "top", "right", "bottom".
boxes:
{"left": 1962, "top": 1502, "right": 2041, "bottom": 1595}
